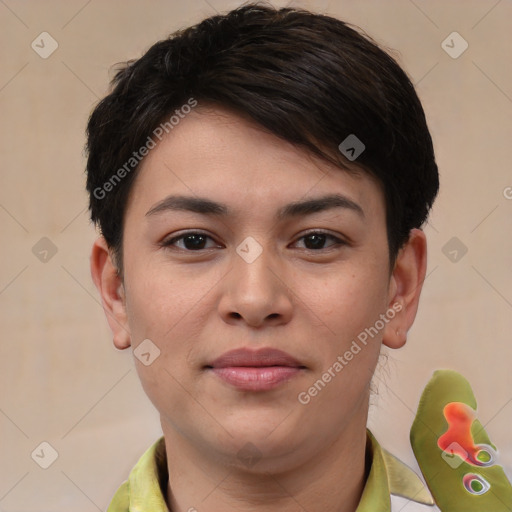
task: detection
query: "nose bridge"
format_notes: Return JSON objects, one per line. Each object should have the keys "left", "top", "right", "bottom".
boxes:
{"left": 233, "top": 235, "right": 278, "bottom": 295}
{"left": 219, "top": 235, "right": 293, "bottom": 326}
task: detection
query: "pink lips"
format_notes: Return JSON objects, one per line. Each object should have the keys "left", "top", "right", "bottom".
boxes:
{"left": 206, "top": 348, "right": 306, "bottom": 391}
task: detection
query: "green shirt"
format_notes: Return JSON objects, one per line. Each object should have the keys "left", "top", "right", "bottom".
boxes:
{"left": 107, "top": 429, "right": 438, "bottom": 511}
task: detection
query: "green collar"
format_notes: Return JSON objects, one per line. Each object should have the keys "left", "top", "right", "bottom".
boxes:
{"left": 359, "top": 430, "right": 434, "bottom": 510}
{"left": 107, "top": 429, "right": 434, "bottom": 511}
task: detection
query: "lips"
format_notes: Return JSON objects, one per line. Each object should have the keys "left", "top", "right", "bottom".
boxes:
{"left": 208, "top": 348, "right": 305, "bottom": 369}
{"left": 205, "top": 348, "right": 306, "bottom": 391}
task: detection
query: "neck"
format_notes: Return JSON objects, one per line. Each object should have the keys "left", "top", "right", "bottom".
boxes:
{"left": 162, "top": 413, "right": 369, "bottom": 512}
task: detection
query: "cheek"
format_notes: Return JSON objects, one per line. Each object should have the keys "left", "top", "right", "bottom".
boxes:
{"left": 124, "top": 261, "right": 201, "bottom": 340}
{"left": 123, "top": 265, "right": 214, "bottom": 384}
{"left": 124, "top": 273, "right": 205, "bottom": 417}
{"left": 299, "top": 271, "right": 387, "bottom": 401}
{"left": 313, "top": 266, "right": 389, "bottom": 337}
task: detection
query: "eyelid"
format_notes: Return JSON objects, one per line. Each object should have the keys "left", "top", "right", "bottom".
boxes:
{"left": 292, "top": 229, "right": 347, "bottom": 249}
{"left": 296, "top": 228, "right": 347, "bottom": 241}
{"left": 160, "top": 230, "right": 220, "bottom": 248}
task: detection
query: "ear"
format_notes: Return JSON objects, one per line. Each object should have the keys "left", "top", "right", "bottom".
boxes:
{"left": 90, "top": 236, "right": 131, "bottom": 350}
{"left": 382, "top": 228, "right": 427, "bottom": 349}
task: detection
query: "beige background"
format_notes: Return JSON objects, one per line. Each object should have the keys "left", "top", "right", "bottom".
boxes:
{"left": 1, "top": 0, "right": 511, "bottom": 510}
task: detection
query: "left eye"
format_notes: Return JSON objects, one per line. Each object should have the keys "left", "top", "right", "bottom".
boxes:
{"left": 293, "top": 232, "right": 345, "bottom": 250}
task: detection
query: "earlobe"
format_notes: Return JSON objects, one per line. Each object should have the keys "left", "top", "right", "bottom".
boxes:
{"left": 382, "top": 228, "right": 427, "bottom": 349}
{"left": 90, "top": 237, "right": 132, "bottom": 350}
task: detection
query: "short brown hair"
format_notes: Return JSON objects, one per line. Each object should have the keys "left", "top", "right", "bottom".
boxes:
{"left": 85, "top": 2, "right": 439, "bottom": 272}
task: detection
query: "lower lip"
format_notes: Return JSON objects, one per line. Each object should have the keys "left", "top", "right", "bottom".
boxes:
{"left": 210, "top": 366, "right": 302, "bottom": 391}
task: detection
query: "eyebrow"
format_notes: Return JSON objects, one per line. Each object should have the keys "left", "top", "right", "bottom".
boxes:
{"left": 145, "top": 193, "right": 365, "bottom": 220}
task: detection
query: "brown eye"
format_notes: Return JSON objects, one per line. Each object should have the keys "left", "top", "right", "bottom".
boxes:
{"left": 295, "top": 231, "right": 346, "bottom": 251}
{"left": 162, "top": 232, "right": 219, "bottom": 251}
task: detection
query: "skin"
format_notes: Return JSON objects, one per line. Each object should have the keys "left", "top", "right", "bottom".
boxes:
{"left": 91, "top": 105, "right": 427, "bottom": 512}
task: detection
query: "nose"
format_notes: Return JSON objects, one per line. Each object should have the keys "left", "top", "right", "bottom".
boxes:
{"left": 217, "top": 240, "right": 294, "bottom": 329}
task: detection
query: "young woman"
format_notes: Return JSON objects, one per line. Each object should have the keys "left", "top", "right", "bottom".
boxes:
{"left": 87, "top": 4, "right": 444, "bottom": 511}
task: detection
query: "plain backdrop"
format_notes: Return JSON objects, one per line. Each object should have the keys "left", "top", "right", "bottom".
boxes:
{"left": 1, "top": 0, "right": 511, "bottom": 510}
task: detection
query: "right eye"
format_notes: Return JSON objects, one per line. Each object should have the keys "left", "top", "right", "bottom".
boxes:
{"left": 160, "top": 231, "right": 222, "bottom": 252}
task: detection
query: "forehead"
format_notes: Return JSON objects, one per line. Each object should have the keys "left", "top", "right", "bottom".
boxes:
{"left": 125, "top": 105, "right": 386, "bottom": 224}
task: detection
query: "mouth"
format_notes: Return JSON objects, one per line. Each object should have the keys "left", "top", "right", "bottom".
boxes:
{"left": 204, "top": 347, "right": 307, "bottom": 391}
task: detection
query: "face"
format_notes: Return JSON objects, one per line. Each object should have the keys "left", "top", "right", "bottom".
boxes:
{"left": 93, "top": 105, "right": 423, "bottom": 472}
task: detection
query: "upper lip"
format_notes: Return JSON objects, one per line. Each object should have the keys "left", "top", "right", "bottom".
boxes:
{"left": 206, "top": 348, "right": 305, "bottom": 369}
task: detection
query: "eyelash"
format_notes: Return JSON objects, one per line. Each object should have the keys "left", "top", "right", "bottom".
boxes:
{"left": 160, "top": 230, "right": 347, "bottom": 252}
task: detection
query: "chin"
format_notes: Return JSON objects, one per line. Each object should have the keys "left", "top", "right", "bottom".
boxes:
{"left": 223, "top": 417, "right": 301, "bottom": 452}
